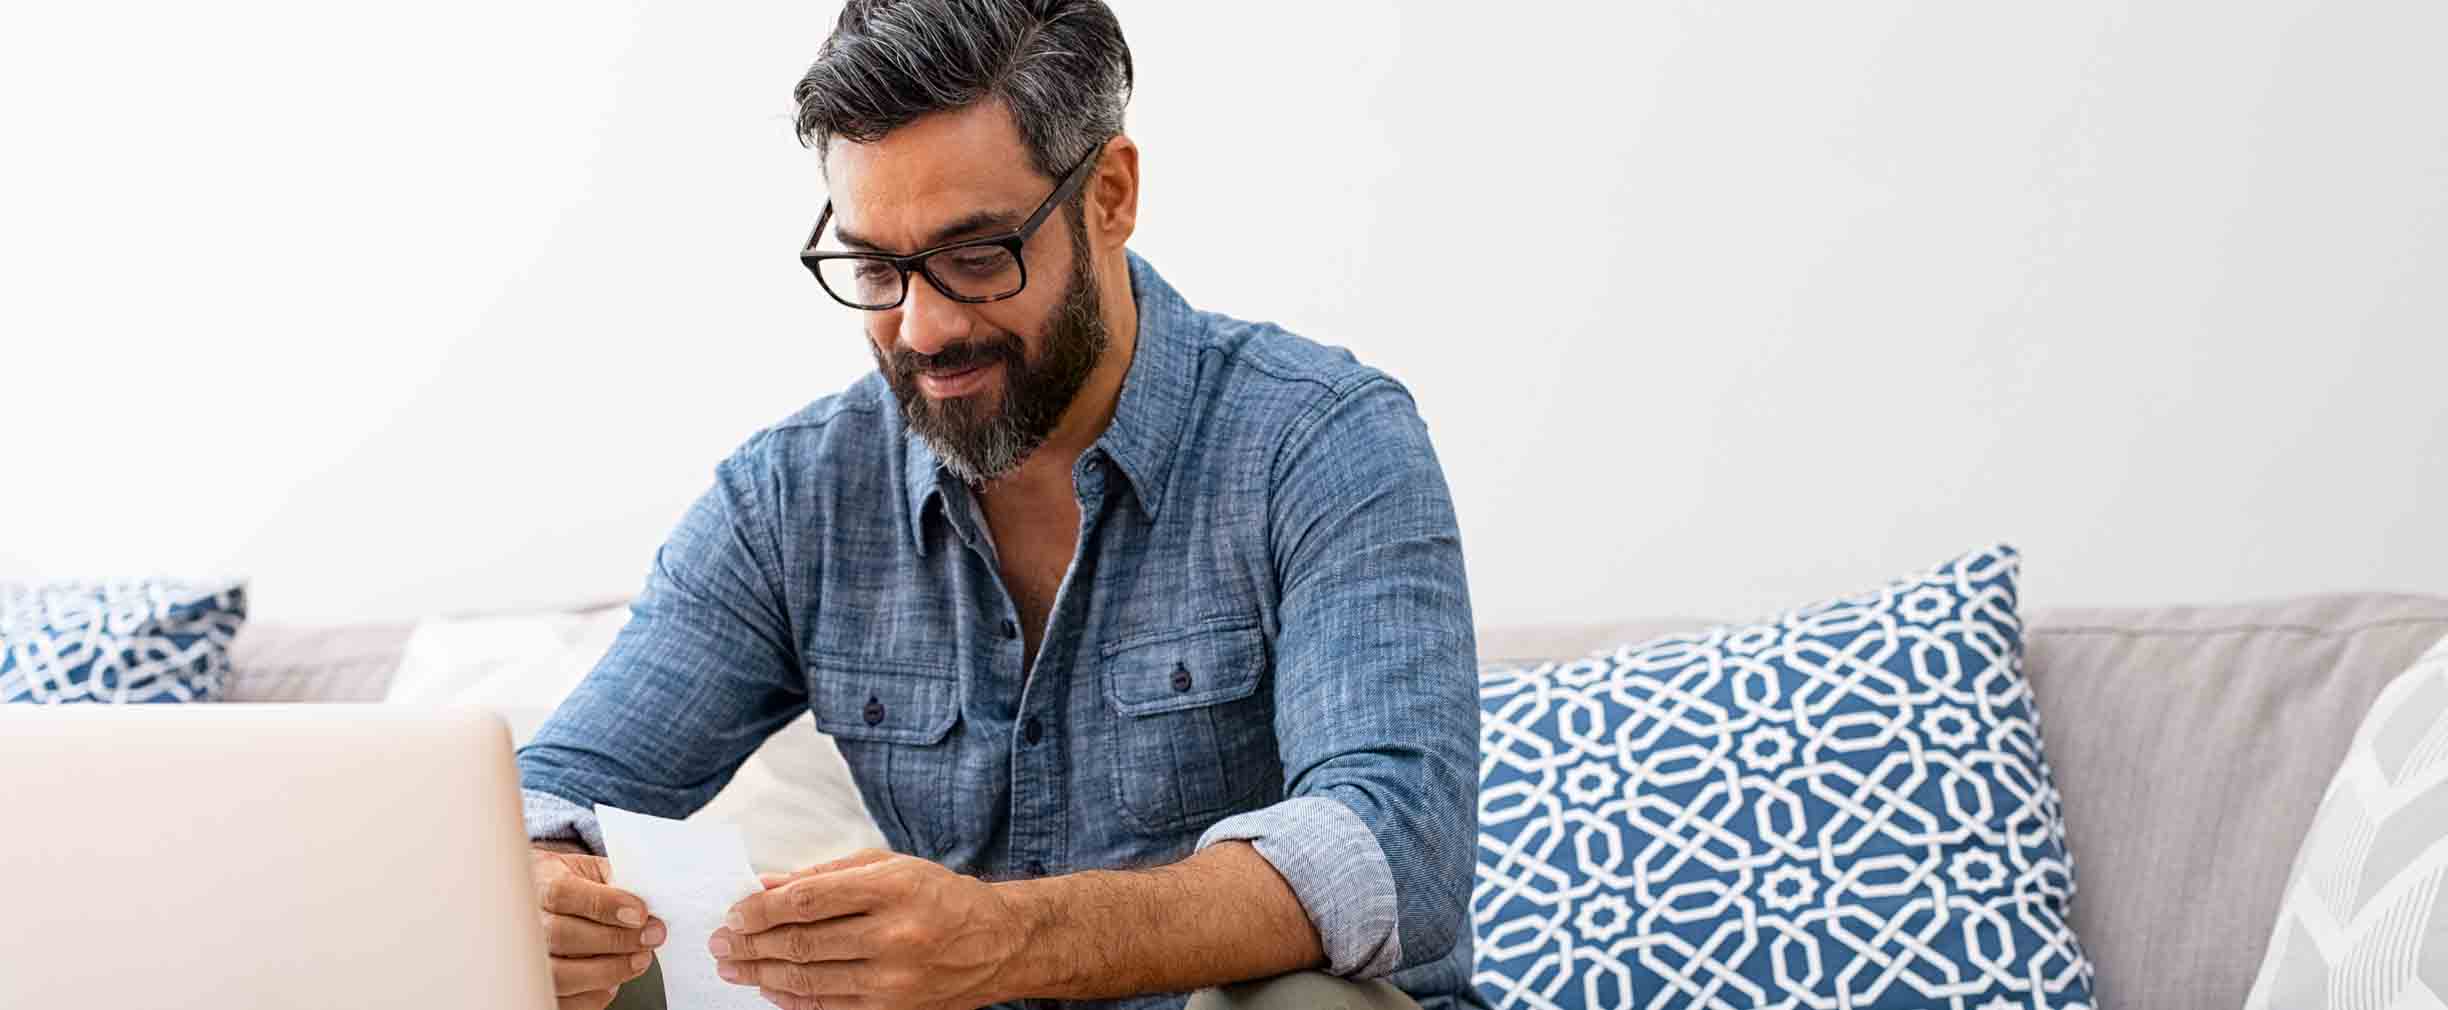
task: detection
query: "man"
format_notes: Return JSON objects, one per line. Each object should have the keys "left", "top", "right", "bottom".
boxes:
{"left": 514, "top": 3, "right": 1480, "bottom": 1009}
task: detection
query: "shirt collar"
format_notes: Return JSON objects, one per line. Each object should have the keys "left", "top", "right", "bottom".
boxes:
{"left": 903, "top": 250, "right": 1199, "bottom": 552}
{"left": 902, "top": 429, "right": 953, "bottom": 557}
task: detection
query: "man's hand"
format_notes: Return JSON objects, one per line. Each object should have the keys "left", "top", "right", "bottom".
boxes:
{"left": 709, "top": 849, "right": 1025, "bottom": 1010}
{"left": 531, "top": 847, "right": 667, "bottom": 1010}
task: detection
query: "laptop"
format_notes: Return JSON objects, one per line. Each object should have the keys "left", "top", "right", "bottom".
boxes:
{"left": 0, "top": 705, "right": 556, "bottom": 1010}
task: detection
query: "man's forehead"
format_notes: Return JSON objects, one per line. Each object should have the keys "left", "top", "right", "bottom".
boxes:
{"left": 823, "top": 104, "right": 1046, "bottom": 252}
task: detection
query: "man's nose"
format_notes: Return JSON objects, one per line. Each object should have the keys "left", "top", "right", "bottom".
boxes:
{"left": 895, "top": 269, "right": 976, "bottom": 358}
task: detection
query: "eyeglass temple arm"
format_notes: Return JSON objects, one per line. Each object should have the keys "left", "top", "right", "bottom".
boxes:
{"left": 805, "top": 203, "right": 833, "bottom": 254}
{"left": 1018, "top": 146, "right": 1103, "bottom": 236}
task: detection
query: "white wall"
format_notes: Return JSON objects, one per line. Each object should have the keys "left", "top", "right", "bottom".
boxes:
{"left": 4, "top": 1, "right": 2442, "bottom": 625}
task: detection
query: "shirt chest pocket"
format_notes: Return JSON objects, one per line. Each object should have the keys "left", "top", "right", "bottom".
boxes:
{"left": 809, "top": 657, "right": 961, "bottom": 856}
{"left": 1101, "top": 622, "right": 1281, "bottom": 834}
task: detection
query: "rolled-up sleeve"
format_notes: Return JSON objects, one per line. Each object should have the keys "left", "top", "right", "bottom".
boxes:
{"left": 1196, "top": 796, "right": 1408, "bottom": 977}
{"left": 1197, "top": 374, "right": 1477, "bottom": 979}
{"left": 516, "top": 441, "right": 808, "bottom": 851}
{"left": 523, "top": 788, "right": 608, "bottom": 855}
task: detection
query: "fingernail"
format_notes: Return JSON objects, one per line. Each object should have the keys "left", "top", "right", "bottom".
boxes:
{"left": 718, "top": 961, "right": 742, "bottom": 982}
{"left": 725, "top": 909, "right": 745, "bottom": 930}
{"left": 708, "top": 934, "right": 732, "bottom": 957}
{"left": 641, "top": 922, "right": 666, "bottom": 947}
{"left": 616, "top": 907, "right": 645, "bottom": 927}
{"left": 631, "top": 952, "right": 651, "bottom": 971}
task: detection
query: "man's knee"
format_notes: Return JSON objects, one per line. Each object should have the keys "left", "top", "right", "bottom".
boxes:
{"left": 1186, "top": 971, "right": 1420, "bottom": 1010}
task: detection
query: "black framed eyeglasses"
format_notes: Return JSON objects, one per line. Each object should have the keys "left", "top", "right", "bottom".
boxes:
{"left": 799, "top": 144, "right": 1102, "bottom": 311}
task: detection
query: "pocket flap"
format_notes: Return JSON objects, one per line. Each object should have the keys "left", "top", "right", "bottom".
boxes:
{"left": 1103, "top": 623, "right": 1267, "bottom": 716}
{"left": 808, "top": 656, "right": 959, "bottom": 745}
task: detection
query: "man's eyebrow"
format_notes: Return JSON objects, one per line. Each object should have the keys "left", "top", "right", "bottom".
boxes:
{"left": 831, "top": 210, "right": 1025, "bottom": 254}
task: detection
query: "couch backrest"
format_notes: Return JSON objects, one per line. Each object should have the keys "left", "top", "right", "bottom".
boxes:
{"left": 226, "top": 620, "right": 414, "bottom": 703}
{"left": 232, "top": 594, "right": 2448, "bottom": 1009}
{"left": 2024, "top": 594, "right": 2448, "bottom": 1010}
{"left": 1478, "top": 593, "right": 2448, "bottom": 1010}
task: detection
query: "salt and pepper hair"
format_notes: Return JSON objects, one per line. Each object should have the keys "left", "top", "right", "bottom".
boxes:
{"left": 793, "top": 0, "right": 1134, "bottom": 181}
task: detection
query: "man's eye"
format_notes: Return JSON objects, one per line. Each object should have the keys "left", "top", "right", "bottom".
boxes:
{"left": 852, "top": 261, "right": 896, "bottom": 281}
{"left": 946, "top": 250, "right": 1010, "bottom": 277}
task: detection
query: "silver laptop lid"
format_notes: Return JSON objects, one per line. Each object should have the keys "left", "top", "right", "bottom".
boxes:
{"left": 0, "top": 705, "right": 554, "bottom": 1010}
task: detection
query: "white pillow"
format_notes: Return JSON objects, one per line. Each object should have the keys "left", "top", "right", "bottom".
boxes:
{"left": 385, "top": 607, "right": 887, "bottom": 873}
{"left": 385, "top": 607, "right": 626, "bottom": 743}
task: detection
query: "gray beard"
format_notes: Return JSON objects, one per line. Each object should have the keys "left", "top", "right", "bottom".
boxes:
{"left": 882, "top": 242, "right": 1109, "bottom": 487}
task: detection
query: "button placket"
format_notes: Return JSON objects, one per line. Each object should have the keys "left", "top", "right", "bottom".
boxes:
{"left": 1001, "top": 457, "right": 1110, "bottom": 914}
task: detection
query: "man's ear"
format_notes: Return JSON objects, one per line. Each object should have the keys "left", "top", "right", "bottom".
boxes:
{"left": 1087, "top": 134, "right": 1140, "bottom": 251}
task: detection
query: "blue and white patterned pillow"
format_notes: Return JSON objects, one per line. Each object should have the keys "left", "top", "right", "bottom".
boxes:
{"left": 0, "top": 579, "right": 247, "bottom": 704}
{"left": 1473, "top": 545, "right": 2093, "bottom": 1010}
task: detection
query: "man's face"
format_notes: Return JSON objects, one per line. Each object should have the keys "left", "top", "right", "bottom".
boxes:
{"left": 823, "top": 102, "right": 1107, "bottom": 485}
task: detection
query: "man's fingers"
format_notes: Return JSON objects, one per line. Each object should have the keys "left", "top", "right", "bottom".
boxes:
{"left": 758, "top": 991, "right": 878, "bottom": 1010}
{"left": 760, "top": 990, "right": 814, "bottom": 1010}
{"left": 546, "top": 913, "right": 666, "bottom": 956}
{"left": 773, "top": 846, "right": 900, "bottom": 885}
{"left": 720, "top": 957, "right": 868, "bottom": 996}
{"left": 761, "top": 849, "right": 899, "bottom": 890}
{"left": 557, "top": 989, "right": 618, "bottom": 1010}
{"left": 711, "top": 916, "right": 881, "bottom": 964}
{"left": 552, "top": 952, "right": 654, "bottom": 996}
{"left": 541, "top": 872, "right": 650, "bottom": 928}
{"left": 561, "top": 852, "right": 615, "bottom": 883}
{"left": 729, "top": 864, "right": 891, "bottom": 933}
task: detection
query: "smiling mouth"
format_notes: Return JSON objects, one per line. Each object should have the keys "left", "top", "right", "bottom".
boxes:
{"left": 917, "top": 362, "right": 998, "bottom": 398}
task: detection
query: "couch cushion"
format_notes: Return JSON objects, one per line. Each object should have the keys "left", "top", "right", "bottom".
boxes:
{"left": 1473, "top": 545, "right": 2094, "bottom": 1009}
{"left": 2023, "top": 594, "right": 2448, "bottom": 1010}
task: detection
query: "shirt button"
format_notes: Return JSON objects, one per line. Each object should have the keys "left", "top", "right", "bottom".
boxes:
{"left": 862, "top": 696, "right": 885, "bottom": 726}
{"left": 1023, "top": 717, "right": 1044, "bottom": 746}
{"left": 999, "top": 619, "right": 1019, "bottom": 640}
{"left": 1171, "top": 665, "right": 1194, "bottom": 693}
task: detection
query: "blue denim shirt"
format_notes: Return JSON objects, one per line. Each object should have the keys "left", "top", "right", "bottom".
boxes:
{"left": 518, "top": 253, "right": 1481, "bottom": 1010}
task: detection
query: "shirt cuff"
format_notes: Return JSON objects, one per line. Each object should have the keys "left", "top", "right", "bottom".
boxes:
{"left": 1194, "top": 795, "right": 1403, "bottom": 979}
{"left": 523, "top": 788, "right": 606, "bottom": 856}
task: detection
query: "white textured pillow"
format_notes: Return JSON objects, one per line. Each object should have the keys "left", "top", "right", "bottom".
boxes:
{"left": 2245, "top": 631, "right": 2448, "bottom": 1008}
{"left": 385, "top": 607, "right": 886, "bottom": 873}
{"left": 385, "top": 607, "right": 628, "bottom": 743}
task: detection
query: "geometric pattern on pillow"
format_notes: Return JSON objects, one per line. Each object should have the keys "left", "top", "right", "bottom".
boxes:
{"left": 1473, "top": 545, "right": 2095, "bottom": 1009}
{"left": 2244, "top": 632, "right": 2448, "bottom": 1010}
{"left": 0, "top": 578, "right": 247, "bottom": 703}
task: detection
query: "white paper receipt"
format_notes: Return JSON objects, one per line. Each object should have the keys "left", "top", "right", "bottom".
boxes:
{"left": 594, "top": 805, "right": 770, "bottom": 1010}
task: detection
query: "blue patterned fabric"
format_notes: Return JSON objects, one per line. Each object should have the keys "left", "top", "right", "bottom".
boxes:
{"left": 0, "top": 579, "right": 246, "bottom": 704}
{"left": 1472, "top": 546, "right": 2093, "bottom": 1010}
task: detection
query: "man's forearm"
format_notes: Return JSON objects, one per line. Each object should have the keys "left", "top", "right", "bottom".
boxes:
{"left": 984, "top": 840, "right": 1326, "bottom": 1002}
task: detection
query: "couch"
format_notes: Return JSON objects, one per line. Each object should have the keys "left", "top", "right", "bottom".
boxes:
{"left": 230, "top": 592, "right": 2448, "bottom": 1010}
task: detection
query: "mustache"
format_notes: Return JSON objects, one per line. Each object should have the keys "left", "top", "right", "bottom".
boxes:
{"left": 891, "top": 337, "right": 1024, "bottom": 378}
